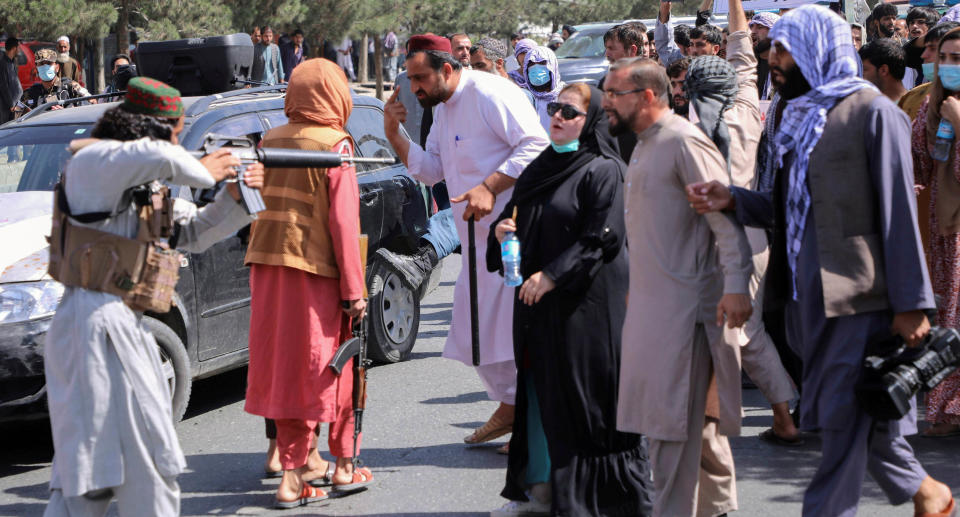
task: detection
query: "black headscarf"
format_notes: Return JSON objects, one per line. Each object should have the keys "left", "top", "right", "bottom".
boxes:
{"left": 510, "top": 84, "right": 623, "bottom": 206}
{"left": 488, "top": 84, "right": 625, "bottom": 274}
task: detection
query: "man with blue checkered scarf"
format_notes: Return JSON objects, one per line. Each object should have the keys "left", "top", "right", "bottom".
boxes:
{"left": 686, "top": 5, "right": 955, "bottom": 516}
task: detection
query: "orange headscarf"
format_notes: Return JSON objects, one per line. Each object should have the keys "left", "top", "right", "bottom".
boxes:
{"left": 284, "top": 58, "right": 352, "bottom": 130}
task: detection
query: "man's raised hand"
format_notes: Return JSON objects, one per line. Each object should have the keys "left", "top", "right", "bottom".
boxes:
{"left": 383, "top": 89, "right": 407, "bottom": 134}
{"left": 685, "top": 180, "right": 733, "bottom": 214}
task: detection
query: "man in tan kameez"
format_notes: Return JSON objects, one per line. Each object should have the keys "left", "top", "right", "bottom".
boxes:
{"left": 602, "top": 57, "right": 753, "bottom": 517}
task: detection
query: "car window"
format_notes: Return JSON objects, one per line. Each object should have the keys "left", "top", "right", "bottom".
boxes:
{"left": 262, "top": 110, "right": 287, "bottom": 130}
{"left": 0, "top": 124, "right": 94, "bottom": 192}
{"left": 345, "top": 107, "right": 398, "bottom": 173}
{"left": 263, "top": 107, "right": 398, "bottom": 173}
{"left": 16, "top": 50, "right": 26, "bottom": 66}
{"left": 204, "top": 113, "right": 265, "bottom": 142}
{"left": 555, "top": 28, "right": 609, "bottom": 59}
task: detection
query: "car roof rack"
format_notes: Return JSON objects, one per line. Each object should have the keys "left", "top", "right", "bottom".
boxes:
{"left": 15, "top": 91, "right": 126, "bottom": 123}
{"left": 184, "top": 84, "right": 288, "bottom": 117}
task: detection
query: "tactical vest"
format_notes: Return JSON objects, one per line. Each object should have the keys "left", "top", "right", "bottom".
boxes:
{"left": 48, "top": 178, "right": 182, "bottom": 313}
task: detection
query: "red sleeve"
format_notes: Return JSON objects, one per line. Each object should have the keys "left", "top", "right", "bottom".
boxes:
{"left": 327, "top": 138, "right": 365, "bottom": 301}
{"left": 912, "top": 101, "right": 933, "bottom": 188}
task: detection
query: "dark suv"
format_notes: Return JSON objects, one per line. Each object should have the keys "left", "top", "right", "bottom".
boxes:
{"left": 0, "top": 87, "right": 438, "bottom": 421}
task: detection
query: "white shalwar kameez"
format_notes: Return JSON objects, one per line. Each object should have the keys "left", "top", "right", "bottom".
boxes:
{"left": 406, "top": 70, "right": 548, "bottom": 404}
{"left": 43, "top": 138, "right": 254, "bottom": 517}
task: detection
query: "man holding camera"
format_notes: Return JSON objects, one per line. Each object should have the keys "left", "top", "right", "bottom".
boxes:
{"left": 686, "top": 6, "right": 955, "bottom": 517}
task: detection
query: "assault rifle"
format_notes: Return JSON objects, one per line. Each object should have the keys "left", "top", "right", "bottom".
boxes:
{"left": 328, "top": 235, "right": 371, "bottom": 471}
{"left": 327, "top": 300, "right": 370, "bottom": 472}
{"left": 193, "top": 134, "right": 398, "bottom": 216}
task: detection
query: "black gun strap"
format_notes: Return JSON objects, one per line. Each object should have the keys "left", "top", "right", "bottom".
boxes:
{"left": 56, "top": 173, "right": 146, "bottom": 224}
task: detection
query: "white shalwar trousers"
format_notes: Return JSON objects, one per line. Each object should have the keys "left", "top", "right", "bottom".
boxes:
{"left": 476, "top": 360, "right": 517, "bottom": 405}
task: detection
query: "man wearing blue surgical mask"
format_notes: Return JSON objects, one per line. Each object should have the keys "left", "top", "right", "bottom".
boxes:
{"left": 20, "top": 48, "right": 91, "bottom": 114}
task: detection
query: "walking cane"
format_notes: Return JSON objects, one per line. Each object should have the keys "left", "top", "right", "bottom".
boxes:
{"left": 468, "top": 215, "right": 481, "bottom": 366}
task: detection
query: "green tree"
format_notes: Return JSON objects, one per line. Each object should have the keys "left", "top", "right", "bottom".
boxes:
{"left": 131, "top": 0, "right": 235, "bottom": 40}
{"left": 0, "top": 0, "right": 115, "bottom": 40}
{"left": 225, "top": 0, "right": 307, "bottom": 33}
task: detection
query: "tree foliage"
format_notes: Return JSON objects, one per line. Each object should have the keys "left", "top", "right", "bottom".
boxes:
{"left": 0, "top": 0, "right": 116, "bottom": 39}
{"left": 133, "top": 0, "right": 235, "bottom": 41}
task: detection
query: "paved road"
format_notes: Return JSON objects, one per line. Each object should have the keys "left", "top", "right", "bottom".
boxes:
{"left": 2, "top": 257, "right": 959, "bottom": 516}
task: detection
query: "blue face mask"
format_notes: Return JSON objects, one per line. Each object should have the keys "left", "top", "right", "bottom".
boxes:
{"left": 551, "top": 139, "right": 580, "bottom": 153}
{"left": 923, "top": 62, "right": 936, "bottom": 82}
{"left": 37, "top": 64, "right": 56, "bottom": 81}
{"left": 527, "top": 64, "right": 551, "bottom": 87}
{"left": 940, "top": 64, "right": 960, "bottom": 91}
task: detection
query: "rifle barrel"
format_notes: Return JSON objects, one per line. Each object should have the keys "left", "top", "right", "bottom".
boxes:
{"left": 258, "top": 148, "right": 398, "bottom": 168}
{"left": 188, "top": 148, "right": 398, "bottom": 168}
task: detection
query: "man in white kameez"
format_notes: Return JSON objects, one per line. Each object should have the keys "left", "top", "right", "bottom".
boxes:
{"left": 336, "top": 36, "right": 356, "bottom": 82}
{"left": 383, "top": 34, "right": 548, "bottom": 449}
{"left": 43, "top": 77, "right": 264, "bottom": 517}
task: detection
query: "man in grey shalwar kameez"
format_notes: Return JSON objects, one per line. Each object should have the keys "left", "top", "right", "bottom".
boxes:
{"left": 43, "top": 78, "right": 263, "bottom": 517}
{"left": 686, "top": 6, "right": 956, "bottom": 517}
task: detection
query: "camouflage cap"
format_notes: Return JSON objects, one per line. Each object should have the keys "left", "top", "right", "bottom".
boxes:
{"left": 34, "top": 48, "right": 56, "bottom": 63}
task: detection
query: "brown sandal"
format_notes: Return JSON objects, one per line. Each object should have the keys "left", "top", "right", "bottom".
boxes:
{"left": 464, "top": 404, "right": 514, "bottom": 444}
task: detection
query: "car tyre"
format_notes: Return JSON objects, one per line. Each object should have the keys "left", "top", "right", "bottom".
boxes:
{"left": 367, "top": 257, "right": 420, "bottom": 364}
{"left": 143, "top": 316, "right": 192, "bottom": 422}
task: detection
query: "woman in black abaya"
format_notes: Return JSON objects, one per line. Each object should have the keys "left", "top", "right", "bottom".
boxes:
{"left": 486, "top": 83, "right": 653, "bottom": 517}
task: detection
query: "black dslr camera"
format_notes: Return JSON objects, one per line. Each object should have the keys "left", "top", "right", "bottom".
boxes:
{"left": 856, "top": 326, "right": 960, "bottom": 420}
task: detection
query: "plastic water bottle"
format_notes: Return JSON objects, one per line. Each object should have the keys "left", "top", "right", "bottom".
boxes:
{"left": 501, "top": 232, "right": 522, "bottom": 287}
{"left": 932, "top": 120, "right": 955, "bottom": 162}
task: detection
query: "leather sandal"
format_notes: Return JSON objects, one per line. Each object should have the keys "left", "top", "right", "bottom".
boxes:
{"left": 306, "top": 461, "right": 337, "bottom": 488}
{"left": 918, "top": 497, "right": 956, "bottom": 517}
{"left": 274, "top": 483, "right": 328, "bottom": 509}
{"left": 464, "top": 405, "right": 514, "bottom": 444}
{"left": 330, "top": 467, "right": 374, "bottom": 494}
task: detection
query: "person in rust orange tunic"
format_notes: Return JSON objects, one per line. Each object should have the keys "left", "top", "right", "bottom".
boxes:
{"left": 244, "top": 58, "right": 373, "bottom": 509}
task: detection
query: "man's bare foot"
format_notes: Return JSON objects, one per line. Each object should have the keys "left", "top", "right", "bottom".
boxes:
{"left": 923, "top": 423, "right": 960, "bottom": 437}
{"left": 265, "top": 439, "right": 282, "bottom": 474}
{"left": 772, "top": 402, "right": 800, "bottom": 441}
{"left": 301, "top": 452, "right": 334, "bottom": 485}
{"left": 913, "top": 476, "right": 954, "bottom": 516}
{"left": 277, "top": 466, "right": 307, "bottom": 502}
{"left": 464, "top": 402, "right": 515, "bottom": 444}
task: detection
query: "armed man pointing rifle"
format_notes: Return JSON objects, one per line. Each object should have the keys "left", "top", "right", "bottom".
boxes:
{"left": 43, "top": 76, "right": 264, "bottom": 516}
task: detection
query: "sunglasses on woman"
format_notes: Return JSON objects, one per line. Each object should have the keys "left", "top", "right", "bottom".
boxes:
{"left": 546, "top": 102, "right": 587, "bottom": 120}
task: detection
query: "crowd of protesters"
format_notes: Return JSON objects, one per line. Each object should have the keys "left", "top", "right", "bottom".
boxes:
{"left": 23, "top": 0, "right": 960, "bottom": 515}
{"left": 374, "top": 0, "right": 960, "bottom": 515}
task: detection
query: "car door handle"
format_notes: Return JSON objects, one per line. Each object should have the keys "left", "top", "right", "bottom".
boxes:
{"left": 360, "top": 189, "right": 380, "bottom": 206}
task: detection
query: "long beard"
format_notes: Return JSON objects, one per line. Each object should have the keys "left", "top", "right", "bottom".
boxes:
{"left": 775, "top": 64, "right": 812, "bottom": 100}
{"left": 879, "top": 24, "right": 895, "bottom": 37}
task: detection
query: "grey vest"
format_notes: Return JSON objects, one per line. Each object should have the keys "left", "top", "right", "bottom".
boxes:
{"left": 768, "top": 88, "right": 889, "bottom": 317}
{"left": 251, "top": 43, "right": 280, "bottom": 83}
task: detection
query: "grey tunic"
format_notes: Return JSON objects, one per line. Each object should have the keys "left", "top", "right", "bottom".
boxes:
{"left": 45, "top": 138, "right": 253, "bottom": 498}
{"left": 731, "top": 91, "right": 934, "bottom": 517}
{"left": 732, "top": 95, "right": 935, "bottom": 432}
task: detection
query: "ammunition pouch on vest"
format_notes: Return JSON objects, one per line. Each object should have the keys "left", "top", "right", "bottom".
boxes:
{"left": 48, "top": 178, "right": 181, "bottom": 313}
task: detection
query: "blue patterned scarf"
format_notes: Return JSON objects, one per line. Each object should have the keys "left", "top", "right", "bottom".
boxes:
{"left": 769, "top": 5, "right": 877, "bottom": 298}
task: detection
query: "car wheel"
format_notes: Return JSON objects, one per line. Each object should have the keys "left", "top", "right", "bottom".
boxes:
{"left": 367, "top": 258, "right": 420, "bottom": 364}
{"left": 143, "top": 316, "right": 192, "bottom": 422}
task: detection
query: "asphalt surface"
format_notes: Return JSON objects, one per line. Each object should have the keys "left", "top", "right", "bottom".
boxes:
{"left": 2, "top": 256, "right": 959, "bottom": 516}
